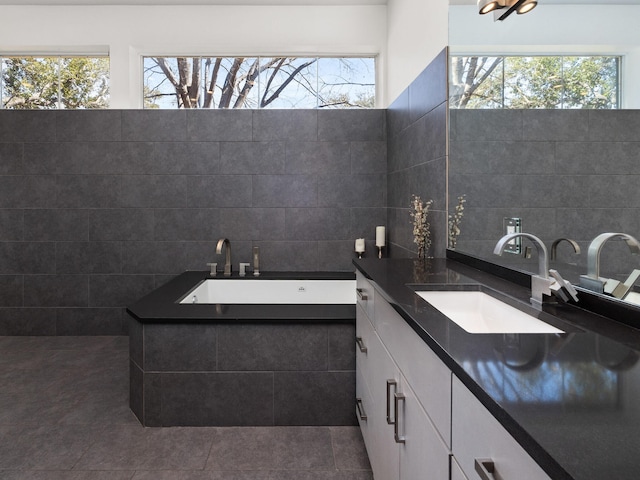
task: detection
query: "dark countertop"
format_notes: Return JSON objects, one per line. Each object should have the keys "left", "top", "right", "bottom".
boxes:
{"left": 126, "top": 270, "right": 356, "bottom": 322}
{"left": 354, "top": 257, "right": 640, "bottom": 480}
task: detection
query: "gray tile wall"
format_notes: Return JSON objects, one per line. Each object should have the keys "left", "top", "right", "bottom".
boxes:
{"left": 449, "top": 109, "right": 640, "bottom": 279}
{"left": 0, "top": 109, "right": 386, "bottom": 335}
{"left": 386, "top": 48, "right": 448, "bottom": 259}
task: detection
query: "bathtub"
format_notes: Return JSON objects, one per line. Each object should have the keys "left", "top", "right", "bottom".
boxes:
{"left": 179, "top": 278, "right": 356, "bottom": 304}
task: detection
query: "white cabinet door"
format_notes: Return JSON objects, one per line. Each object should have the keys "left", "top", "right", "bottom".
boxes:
{"left": 375, "top": 290, "right": 452, "bottom": 448}
{"left": 451, "top": 455, "right": 469, "bottom": 480}
{"left": 356, "top": 271, "right": 376, "bottom": 322}
{"left": 398, "top": 374, "right": 450, "bottom": 480}
{"left": 452, "top": 377, "right": 552, "bottom": 480}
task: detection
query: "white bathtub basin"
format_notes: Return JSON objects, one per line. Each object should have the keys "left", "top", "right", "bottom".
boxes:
{"left": 179, "top": 279, "right": 356, "bottom": 304}
{"left": 415, "top": 290, "right": 564, "bottom": 334}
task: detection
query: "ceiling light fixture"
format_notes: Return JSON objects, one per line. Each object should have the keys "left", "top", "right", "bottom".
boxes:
{"left": 477, "top": 0, "right": 538, "bottom": 21}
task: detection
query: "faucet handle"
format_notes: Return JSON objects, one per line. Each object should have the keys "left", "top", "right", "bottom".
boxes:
{"left": 239, "top": 262, "right": 250, "bottom": 277}
{"left": 206, "top": 262, "right": 217, "bottom": 277}
{"left": 549, "top": 269, "right": 579, "bottom": 303}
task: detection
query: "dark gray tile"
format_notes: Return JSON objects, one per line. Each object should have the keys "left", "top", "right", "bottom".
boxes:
{"left": 24, "top": 209, "right": 88, "bottom": 241}
{"left": 450, "top": 109, "right": 523, "bottom": 142}
{"left": 187, "top": 176, "right": 252, "bottom": 207}
{"left": 0, "top": 307, "right": 55, "bottom": 335}
{"left": 330, "top": 427, "right": 371, "bottom": 470}
{"left": 317, "top": 241, "right": 361, "bottom": 271}
{"left": 89, "top": 209, "right": 154, "bottom": 241}
{"left": 218, "top": 324, "right": 328, "bottom": 371}
{"left": 0, "top": 143, "right": 24, "bottom": 174}
{"left": 122, "top": 241, "right": 189, "bottom": 274}
{"left": 450, "top": 140, "right": 555, "bottom": 175}
{"left": 0, "top": 210, "right": 24, "bottom": 240}
{"left": 23, "top": 142, "right": 57, "bottom": 174}
{"left": 120, "top": 175, "right": 187, "bottom": 208}
{"left": 144, "top": 323, "right": 217, "bottom": 371}
{"left": 206, "top": 427, "right": 335, "bottom": 470}
{"left": 253, "top": 241, "right": 318, "bottom": 271}
{"left": 328, "top": 323, "right": 356, "bottom": 371}
{"left": 122, "top": 110, "right": 187, "bottom": 141}
{"left": 351, "top": 141, "right": 386, "bottom": 174}
{"left": 386, "top": 87, "right": 411, "bottom": 138}
{"left": 408, "top": 48, "right": 447, "bottom": 123}
{"left": 588, "top": 110, "right": 640, "bottom": 141}
{"left": 253, "top": 110, "right": 317, "bottom": 141}
{"left": 56, "top": 242, "right": 89, "bottom": 274}
{"left": 154, "top": 208, "right": 220, "bottom": 241}
{"left": 24, "top": 275, "right": 88, "bottom": 307}
{"left": 220, "top": 141, "right": 285, "bottom": 174}
{"left": 138, "top": 142, "right": 221, "bottom": 175}
{"left": 74, "top": 424, "right": 215, "bottom": 469}
{"left": 56, "top": 175, "right": 121, "bottom": 208}
{"left": 252, "top": 175, "right": 317, "bottom": 207}
{"left": 409, "top": 159, "right": 446, "bottom": 211}
{"left": 0, "top": 111, "right": 56, "bottom": 142}
{"left": 187, "top": 109, "right": 253, "bottom": 141}
{"left": 350, "top": 208, "right": 387, "bottom": 239}
{"left": 159, "top": 372, "right": 274, "bottom": 426}
{"left": 89, "top": 274, "right": 155, "bottom": 307}
{"left": 318, "top": 110, "right": 385, "bottom": 142}
{"left": 0, "top": 176, "right": 57, "bottom": 208}
{"left": 143, "top": 372, "right": 162, "bottom": 427}
{"left": 56, "top": 110, "right": 122, "bottom": 142}
{"left": 274, "top": 371, "right": 356, "bottom": 425}
{"left": 89, "top": 241, "right": 123, "bottom": 274}
{"left": 285, "top": 142, "right": 350, "bottom": 175}
{"left": 522, "top": 109, "right": 589, "bottom": 141}
{"left": 317, "top": 175, "right": 386, "bottom": 208}
{"left": 0, "top": 276, "right": 24, "bottom": 307}
{"left": 218, "top": 208, "right": 285, "bottom": 241}
{"left": 285, "top": 208, "right": 350, "bottom": 241}
{"left": 0, "top": 242, "right": 56, "bottom": 274}
{"left": 56, "top": 307, "right": 124, "bottom": 335}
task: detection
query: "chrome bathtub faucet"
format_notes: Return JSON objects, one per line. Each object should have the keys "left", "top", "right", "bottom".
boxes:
{"left": 216, "top": 238, "right": 232, "bottom": 276}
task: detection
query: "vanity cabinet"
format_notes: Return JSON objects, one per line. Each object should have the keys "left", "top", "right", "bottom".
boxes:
{"left": 451, "top": 376, "right": 551, "bottom": 480}
{"left": 355, "top": 272, "right": 450, "bottom": 480}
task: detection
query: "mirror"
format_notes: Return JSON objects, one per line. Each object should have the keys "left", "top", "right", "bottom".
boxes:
{"left": 447, "top": 1, "right": 640, "bottom": 306}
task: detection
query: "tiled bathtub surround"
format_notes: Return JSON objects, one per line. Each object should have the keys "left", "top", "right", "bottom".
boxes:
{"left": 449, "top": 109, "right": 640, "bottom": 278}
{"left": 386, "top": 48, "right": 448, "bottom": 258}
{"left": 0, "top": 109, "right": 386, "bottom": 335}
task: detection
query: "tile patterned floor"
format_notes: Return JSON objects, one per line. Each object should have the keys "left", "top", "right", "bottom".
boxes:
{"left": 0, "top": 336, "right": 373, "bottom": 480}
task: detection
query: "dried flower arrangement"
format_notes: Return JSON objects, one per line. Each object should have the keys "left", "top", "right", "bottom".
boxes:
{"left": 410, "top": 194, "right": 433, "bottom": 259}
{"left": 448, "top": 194, "right": 466, "bottom": 249}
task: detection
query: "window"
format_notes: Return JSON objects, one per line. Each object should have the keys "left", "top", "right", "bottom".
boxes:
{"left": 449, "top": 55, "right": 620, "bottom": 109}
{"left": 143, "top": 56, "right": 375, "bottom": 109}
{"left": 0, "top": 56, "right": 109, "bottom": 109}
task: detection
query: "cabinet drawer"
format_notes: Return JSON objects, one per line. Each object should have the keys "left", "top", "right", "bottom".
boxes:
{"left": 356, "top": 304, "right": 376, "bottom": 392}
{"left": 376, "top": 292, "right": 452, "bottom": 448}
{"left": 356, "top": 271, "right": 376, "bottom": 322}
{"left": 452, "top": 377, "right": 551, "bottom": 480}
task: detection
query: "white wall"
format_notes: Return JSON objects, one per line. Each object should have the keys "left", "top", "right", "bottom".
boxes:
{"left": 0, "top": 5, "right": 387, "bottom": 108}
{"left": 386, "top": 0, "right": 449, "bottom": 105}
{"left": 449, "top": 4, "right": 640, "bottom": 108}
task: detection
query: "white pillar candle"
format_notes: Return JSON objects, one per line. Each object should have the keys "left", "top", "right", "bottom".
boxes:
{"left": 376, "top": 226, "right": 385, "bottom": 247}
{"left": 355, "top": 238, "right": 365, "bottom": 253}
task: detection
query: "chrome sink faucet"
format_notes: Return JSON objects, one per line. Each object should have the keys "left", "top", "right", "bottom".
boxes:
{"left": 216, "top": 238, "right": 232, "bottom": 276}
{"left": 579, "top": 232, "right": 640, "bottom": 294}
{"left": 494, "top": 232, "right": 551, "bottom": 308}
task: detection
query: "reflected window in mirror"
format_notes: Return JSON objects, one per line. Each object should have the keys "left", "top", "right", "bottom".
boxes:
{"left": 449, "top": 55, "right": 620, "bottom": 110}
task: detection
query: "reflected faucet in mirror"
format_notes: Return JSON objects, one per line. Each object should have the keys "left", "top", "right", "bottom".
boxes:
{"left": 494, "top": 233, "right": 578, "bottom": 308}
{"left": 550, "top": 238, "right": 581, "bottom": 262}
{"left": 579, "top": 233, "right": 640, "bottom": 298}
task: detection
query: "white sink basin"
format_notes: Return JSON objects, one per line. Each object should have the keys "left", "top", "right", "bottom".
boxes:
{"left": 415, "top": 291, "right": 564, "bottom": 334}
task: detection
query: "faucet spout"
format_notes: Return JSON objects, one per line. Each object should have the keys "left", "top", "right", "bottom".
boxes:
{"left": 216, "top": 238, "right": 232, "bottom": 276}
{"left": 550, "top": 238, "right": 581, "bottom": 261}
{"left": 494, "top": 232, "right": 551, "bottom": 308}
{"left": 585, "top": 232, "right": 640, "bottom": 280}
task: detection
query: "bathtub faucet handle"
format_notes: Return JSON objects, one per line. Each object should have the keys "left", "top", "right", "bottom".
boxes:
{"left": 206, "top": 262, "right": 217, "bottom": 277}
{"left": 239, "top": 263, "right": 250, "bottom": 277}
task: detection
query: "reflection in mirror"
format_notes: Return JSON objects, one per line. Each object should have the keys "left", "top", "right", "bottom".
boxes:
{"left": 447, "top": 1, "right": 640, "bottom": 306}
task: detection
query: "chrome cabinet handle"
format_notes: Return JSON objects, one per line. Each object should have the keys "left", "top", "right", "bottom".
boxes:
{"left": 356, "top": 397, "right": 368, "bottom": 420}
{"left": 356, "top": 288, "right": 368, "bottom": 301}
{"left": 355, "top": 336, "right": 367, "bottom": 353}
{"left": 394, "top": 392, "right": 406, "bottom": 444}
{"left": 474, "top": 458, "right": 496, "bottom": 480}
{"left": 386, "top": 379, "right": 397, "bottom": 425}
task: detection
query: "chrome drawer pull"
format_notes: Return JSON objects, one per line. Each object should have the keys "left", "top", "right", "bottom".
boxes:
{"left": 356, "top": 288, "right": 368, "bottom": 301}
{"left": 386, "top": 379, "right": 397, "bottom": 424}
{"left": 355, "top": 336, "right": 368, "bottom": 353}
{"left": 356, "top": 397, "right": 368, "bottom": 420}
{"left": 393, "top": 392, "right": 406, "bottom": 444}
{"left": 474, "top": 458, "right": 496, "bottom": 480}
